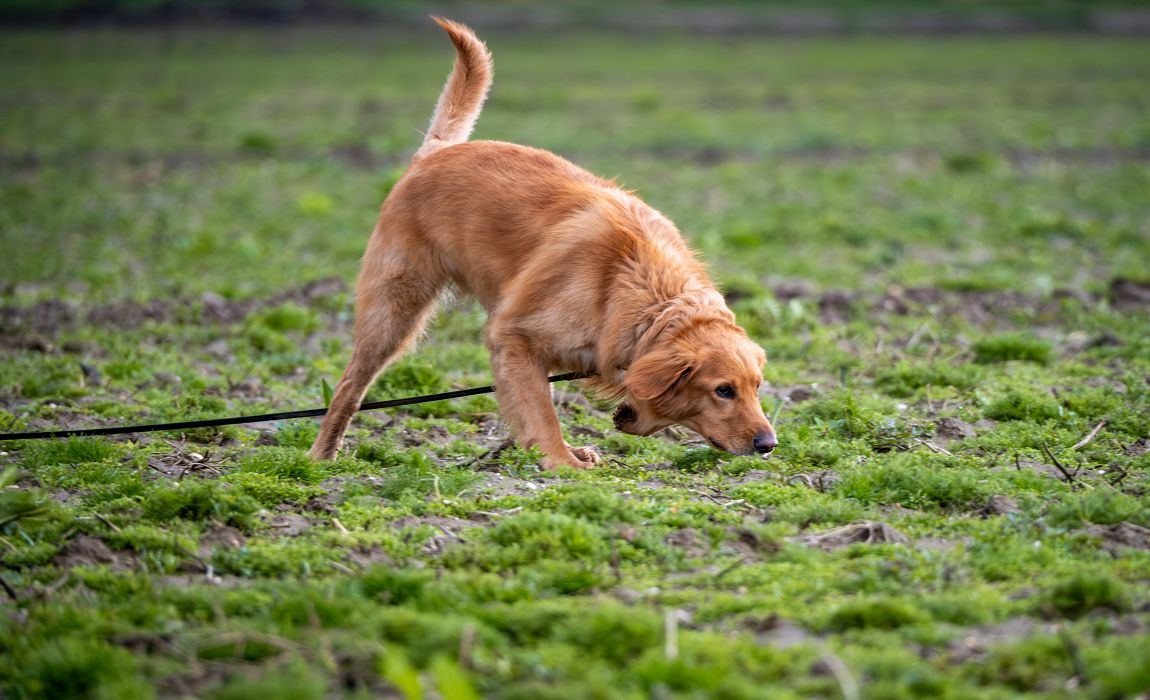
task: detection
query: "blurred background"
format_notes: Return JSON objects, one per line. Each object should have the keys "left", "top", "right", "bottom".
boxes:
{"left": 3, "top": 0, "right": 1150, "bottom": 31}
{"left": 2, "top": 0, "right": 1148, "bottom": 303}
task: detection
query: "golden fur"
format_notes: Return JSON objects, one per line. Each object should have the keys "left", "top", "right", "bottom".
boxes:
{"left": 310, "top": 17, "right": 777, "bottom": 469}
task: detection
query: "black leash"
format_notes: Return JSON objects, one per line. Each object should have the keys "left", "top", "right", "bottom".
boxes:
{"left": 0, "top": 372, "right": 588, "bottom": 441}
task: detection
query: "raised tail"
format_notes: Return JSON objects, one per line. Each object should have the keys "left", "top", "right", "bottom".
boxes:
{"left": 414, "top": 17, "right": 493, "bottom": 160}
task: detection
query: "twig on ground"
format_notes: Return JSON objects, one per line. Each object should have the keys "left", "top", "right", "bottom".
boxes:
{"left": 1069, "top": 421, "right": 1106, "bottom": 451}
{"left": 714, "top": 555, "right": 749, "bottom": 582}
{"left": 459, "top": 623, "right": 476, "bottom": 669}
{"left": 1057, "top": 625, "right": 1090, "bottom": 687}
{"left": 331, "top": 518, "right": 350, "bottom": 535}
{"left": 1042, "top": 443, "right": 1092, "bottom": 489}
{"left": 818, "top": 644, "right": 860, "bottom": 700}
{"left": 0, "top": 576, "right": 18, "bottom": 600}
{"left": 93, "top": 512, "right": 121, "bottom": 533}
{"left": 914, "top": 438, "right": 953, "bottom": 457}
{"left": 665, "top": 609, "right": 679, "bottom": 661}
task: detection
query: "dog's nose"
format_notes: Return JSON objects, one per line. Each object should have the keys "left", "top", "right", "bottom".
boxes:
{"left": 753, "top": 431, "right": 778, "bottom": 454}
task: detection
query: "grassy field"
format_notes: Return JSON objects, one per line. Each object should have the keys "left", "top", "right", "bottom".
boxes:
{"left": 2, "top": 27, "right": 1150, "bottom": 699}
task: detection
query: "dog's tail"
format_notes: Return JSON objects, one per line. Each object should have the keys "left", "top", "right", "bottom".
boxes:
{"left": 414, "top": 17, "right": 493, "bottom": 160}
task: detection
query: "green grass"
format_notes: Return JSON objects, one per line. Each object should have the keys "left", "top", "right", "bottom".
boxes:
{"left": 2, "top": 27, "right": 1149, "bottom": 699}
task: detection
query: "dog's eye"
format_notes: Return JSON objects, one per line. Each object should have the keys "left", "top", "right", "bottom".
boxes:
{"left": 715, "top": 385, "right": 736, "bottom": 399}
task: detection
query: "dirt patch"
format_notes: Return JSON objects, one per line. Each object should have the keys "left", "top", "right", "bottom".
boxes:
{"left": 664, "top": 528, "right": 711, "bottom": 558}
{"left": 262, "top": 513, "right": 312, "bottom": 537}
{"left": 53, "top": 534, "right": 135, "bottom": 569}
{"left": 935, "top": 417, "right": 976, "bottom": 442}
{"left": 392, "top": 515, "right": 480, "bottom": 555}
{"left": 791, "top": 521, "right": 910, "bottom": 550}
{"left": 945, "top": 617, "right": 1045, "bottom": 663}
{"left": 0, "top": 277, "right": 348, "bottom": 344}
{"left": 1124, "top": 439, "right": 1150, "bottom": 457}
{"left": 473, "top": 472, "right": 558, "bottom": 500}
{"left": 978, "top": 495, "right": 1021, "bottom": 517}
{"left": 725, "top": 527, "right": 781, "bottom": 559}
{"left": 199, "top": 525, "right": 246, "bottom": 556}
{"left": 745, "top": 613, "right": 818, "bottom": 650}
{"left": 1109, "top": 278, "right": 1150, "bottom": 311}
{"left": 1085, "top": 522, "right": 1150, "bottom": 553}
{"left": 758, "top": 281, "right": 1145, "bottom": 329}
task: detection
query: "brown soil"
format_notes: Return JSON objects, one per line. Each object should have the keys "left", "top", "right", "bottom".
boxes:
{"left": 791, "top": 521, "right": 910, "bottom": 550}
{"left": 0, "top": 277, "right": 348, "bottom": 348}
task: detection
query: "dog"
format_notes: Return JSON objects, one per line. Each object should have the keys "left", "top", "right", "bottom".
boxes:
{"left": 309, "top": 17, "right": 777, "bottom": 470}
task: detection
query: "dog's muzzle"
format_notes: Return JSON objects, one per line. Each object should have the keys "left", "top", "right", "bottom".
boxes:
{"left": 612, "top": 403, "right": 638, "bottom": 433}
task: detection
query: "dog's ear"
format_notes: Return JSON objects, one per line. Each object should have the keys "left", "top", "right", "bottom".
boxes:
{"left": 626, "top": 348, "right": 693, "bottom": 402}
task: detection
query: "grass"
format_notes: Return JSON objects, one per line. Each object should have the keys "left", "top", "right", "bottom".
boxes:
{"left": 1, "top": 26, "right": 1149, "bottom": 699}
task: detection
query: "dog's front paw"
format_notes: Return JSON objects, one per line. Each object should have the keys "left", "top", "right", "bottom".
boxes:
{"left": 541, "top": 445, "right": 600, "bottom": 471}
{"left": 569, "top": 445, "right": 601, "bottom": 465}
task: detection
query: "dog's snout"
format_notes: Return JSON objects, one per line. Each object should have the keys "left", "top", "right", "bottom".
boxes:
{"left": 753, "top": 431, "right": 778, "bottom": 454}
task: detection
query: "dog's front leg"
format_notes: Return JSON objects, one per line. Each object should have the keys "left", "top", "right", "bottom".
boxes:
{"left": 487, "top": 329, "right": 598, "bottom": 471}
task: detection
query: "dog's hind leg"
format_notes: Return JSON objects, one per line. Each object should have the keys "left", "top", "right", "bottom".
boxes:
{"left": 309, "top": 236, "right": 444, "bottom": 461}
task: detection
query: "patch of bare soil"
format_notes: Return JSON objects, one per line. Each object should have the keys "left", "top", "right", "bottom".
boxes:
{"left": 199, "top": 525, "right": 246, "bottom": 557}
{"left": 664, "top": 528, "right": 712, "bottom": 558}
{"left": 52, "top": 534, "right": 135, "bottom": 569}
{"left": 0, "top": 277, "right": 348, "bottom": 347}
{"left": 791, "top": 521, "right": 910, "bottom": 550}
{"left": 745, "top": 613, "right": 818, "bottom": 650}
{"left": 473, "top": 472, "right": 558, "bottom": 500}
{"left": 1085, "top": 522, "right": 1150, "bottom": 553}
{"left": 1109, "top": 278, "right": 1150, "bottom": 311}
{"left": 978, "top": 495, "right": 1021, "bottom": 517}
{"left": 759, "top": 279, "right": 1147, "bottom": 329}
{"left": 725, "top": 527, "right": 781, "bottom": 559}
{"left": 1125, "top": 439, "right": 1150, "bottom": 457}
{"left": 392, "top": 515, "right": 480, "bottom": 555}
{"left": 262, "top": 513, "right": 312, "bottom": 537}
{"left": 934, "top": 417, "right": 977, "bottom": 442}
{"left": 944, "top": 617, "right": 1045, "bottom": 663}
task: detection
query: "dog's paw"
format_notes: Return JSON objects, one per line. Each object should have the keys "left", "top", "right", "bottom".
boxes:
{"left": 569, "top": 445, "right": 601, "bottom": 465}
{"left": 541, "top": 445, "right": 600, "bottom": 471}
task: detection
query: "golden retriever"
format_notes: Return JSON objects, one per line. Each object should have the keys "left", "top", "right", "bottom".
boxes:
{"left": 309, "top": 17, "right": 777, "bottom": 470}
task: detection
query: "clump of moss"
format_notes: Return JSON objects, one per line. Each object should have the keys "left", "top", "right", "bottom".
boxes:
{"left": 974, "top": 333, "right": 1052, "bottom": 365}
{"left": 375, "top": 449, "right": 482, "bottom": 500}
{"left": 142, "top": 481, "right": 259, "bottom": 529}
{"left": 835, "top": 453, "right": 993, "bottom": 511}
{"left": 825, "top": 596, "right": 929, "bottom": 631}
{"left": 223, "top": 472, "right": 321, "bottom": 507}
{"left": 1048, "top": 489, "right": 1144, "bottom": 528}
{"left": 875, "top": 361, "right": 983, "bottom": 397}
{"left": 555, "top": 486, "right": 637, "bottom": 524}
{"left": 1046, "top": 572, "right": 1131, "bottom": 618}
{"left": 26, "top": 437, "right": 120, "bottom": 466}
{"left": 671, "top": 447, "right": 725, "bottom": 473}
{"left": 237, "top": 447, "right": 329, "bottom": 484}
{"left": 208, "top": 659, "right": 326, "bottom": 700}
{"left": 251, "top": 302, "right": 321, "bottom": 334}
{"left": 10, "top": 636, "right": 152, "bottom": 700}
{"left": 362, "top": 566, "right": 434, "bottom": 606}
{"left": 983, "top": 388, "right": 1062, "bottom": 422}
{"left": 795, "top": 390, "right": 897, "bottom": 441}
{"left": 457, "top": 512, "right": 608, "bottom": 569}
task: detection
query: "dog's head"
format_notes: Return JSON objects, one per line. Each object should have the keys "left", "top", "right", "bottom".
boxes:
{"left": 614, "top": 319, "right": 777, "bottom": 456}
